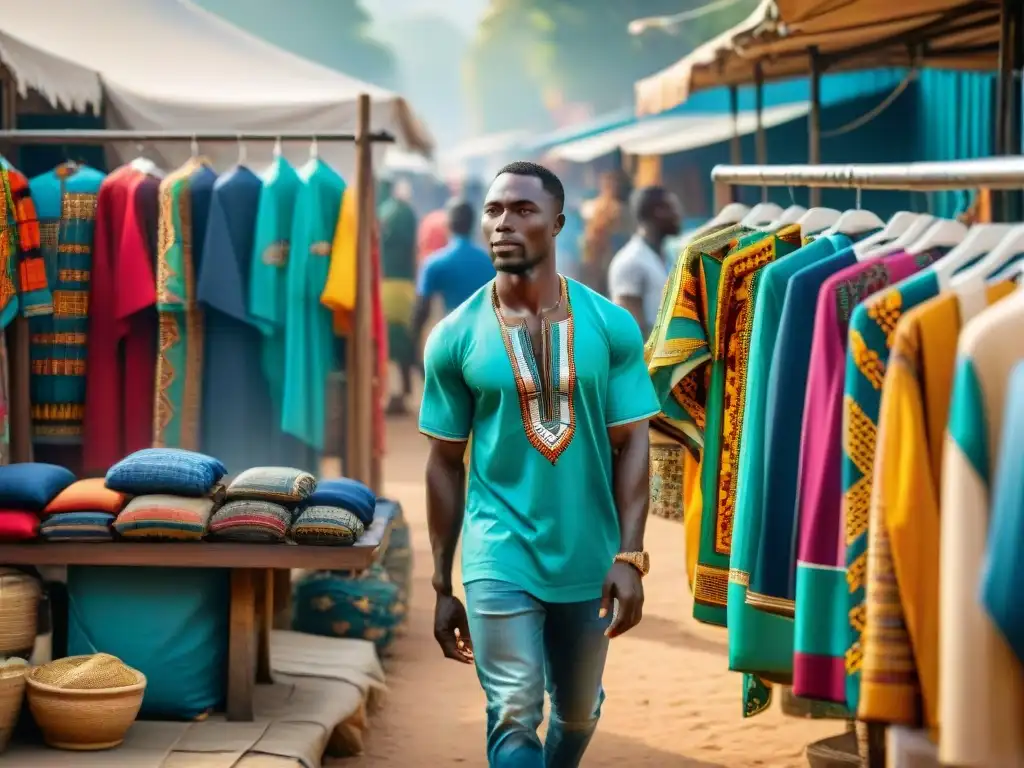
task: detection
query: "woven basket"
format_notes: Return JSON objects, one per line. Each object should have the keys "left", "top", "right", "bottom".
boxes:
{"left": 0, "top": 659, "right": 28, "bottom": 753}
{"left": 649, "top": 443, "right": 684, "bottom": 521}
{"left": 0, "top": 569, "right": 41, "bottom": 656}
{"left": 27, "top": 654, "right": 146, "bottom": 751}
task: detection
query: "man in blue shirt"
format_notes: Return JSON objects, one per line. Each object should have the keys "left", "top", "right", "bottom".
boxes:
{"left": 419, "top": 161, "right": 660, "bottom": 767}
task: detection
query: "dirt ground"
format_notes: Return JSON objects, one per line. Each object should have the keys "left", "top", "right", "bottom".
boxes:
{"left": 341, "top": 413, "right": 842, "bottom": 767}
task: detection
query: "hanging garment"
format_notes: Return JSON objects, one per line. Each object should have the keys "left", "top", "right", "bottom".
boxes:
{"left": 282, "top": 159, "right": 344, "bottom": 451}
{"left": 752, "top": 246, "right": 858, "bottom": 607}
{"left": 648, "top": 223, "right": 801, "bottom": 626}
{"left": 981, "top": 360, "right": 1024, "bottom": 666}
{"left": 28, "top": 162, "right": 106, "bottom": 445}
{"left": 729, "top": 235, "right": 851, "bottom": 687}
{"left": 153, "top": 159, "right": 213, "bottom": 450}
{"left": 197, "top": 166, "right": 278, "bottom": 473}
{"left": 84, "top": 166, "right": 159, "bottom": 472}
{"left": 858, "top": 281, "right": 1013, "bottom": 733}
{"left": 842, "top": 258, "right": 962, "bottom": 712}
{"left": 792, "top": 249, "right": 936, "bottom": 705}
{"left": 0, "top": 161, "right": 51, "bottom": 465}
{"left": 939, "top": 292, "right": 1024, "bottom": 767}
{"left": 378, "top": 191, "right": 418, "bottom": 373}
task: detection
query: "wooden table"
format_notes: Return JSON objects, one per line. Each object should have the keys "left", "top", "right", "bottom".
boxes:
{"left": 0, "top": 515, "right": 392, "bottom": 722}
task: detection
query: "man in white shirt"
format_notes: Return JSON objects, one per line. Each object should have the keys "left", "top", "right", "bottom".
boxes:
{"left": 606, "top": 186, "right": 682, "bottom": 335}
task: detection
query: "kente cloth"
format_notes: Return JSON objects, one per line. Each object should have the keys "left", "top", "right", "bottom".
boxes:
{"left": 154, "top": 159, "right": 214, "bottom": 451}
{"left": 729, "top": 236, "right": 849, "bottom": 692}
{"left": 752, "top": 247, "right": 857, "bottom": 607}
{"left": 28, "top": 163, "right": 106, "bottom": 444}
{"left": 646, "top": 224, "right": 801, "bottom": 626}
{"left": 792, "top": 250, "right": 936, "bottom": 705}
{"left": 84, "top": 166, "right": 159, "bottom": 472}
{"left": 416, "top": 208, "right": 447, "bottom": 266}
{"left": 859, "top": 282, "right": 1013, "bottom": 732}
{"left": 281, "top": 159, "right": 345, "bottom": 451}
{"left": 939, "top": 292, "right": 1024, "bottom": 767}
{"left": 983, "top": 361, "right": 1024, "bottom": 666}
{"left": 842, "top": 265, "right": 949, "bottom": 712}
{"left": 197, "top": 166, "right": 278, "bottom": 472}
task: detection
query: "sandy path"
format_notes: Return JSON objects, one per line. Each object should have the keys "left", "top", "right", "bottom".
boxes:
{"left": 340, "top": 414, "right": 841, "bottom": 767}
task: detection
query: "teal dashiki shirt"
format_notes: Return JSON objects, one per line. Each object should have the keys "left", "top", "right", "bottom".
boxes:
{"left": 842, "top": 266, "right": 940, "bottom": 711}
{"left": 729, "top": 234, "right": 851, "bottom": 692}
{"left": 29, "top": 163, "right": 105, "bottom": 444}
{"left": 420, "top": 276, "right": 660, "bottom": 602}
{"left": 282, "top": 159, "right": 345, "bottom": 452}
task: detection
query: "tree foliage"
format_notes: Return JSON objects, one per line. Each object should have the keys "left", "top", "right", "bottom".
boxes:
{"left": 464, "top": 0, "right": 758, "bottom": 134}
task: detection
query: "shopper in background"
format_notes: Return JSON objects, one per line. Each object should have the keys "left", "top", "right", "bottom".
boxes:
{"left": 607, "top": 185, "right": 682, "bottom": 337}
{"left": 417, "top": 182, "right": 451, "bottom": 266}
{"left": 580, "top": 170, "right": 632, "bottom": 295}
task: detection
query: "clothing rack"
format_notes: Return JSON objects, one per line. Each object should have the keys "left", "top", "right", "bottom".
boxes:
{"left": 0, "top": 95, "right": 385, "bottom": 492}
{"left": 711, "top": 156, "right": 1024, "bottom": 192}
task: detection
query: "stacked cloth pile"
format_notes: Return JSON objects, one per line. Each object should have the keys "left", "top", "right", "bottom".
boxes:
{"left": 106, "top": 449, "right": 227, "bottom": 540}
{"left": 290, "top": 478, "right": 377, "bottom": 546}
{"left": 0, "top": 463, "right": 78, "bottom": 541}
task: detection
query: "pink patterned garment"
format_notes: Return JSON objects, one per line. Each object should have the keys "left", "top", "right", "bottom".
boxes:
{"left": 791, "top": 249, "right": 936, "bottom": 704}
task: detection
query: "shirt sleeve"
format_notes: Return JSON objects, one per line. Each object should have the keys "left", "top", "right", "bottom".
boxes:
{"left": 115, "top": 183, "right": 157, "bottom": 323}
{"left": 605, "top": 304, "right": 660, "bottom": 427}
{"left": 608, "top": 252, "right": 646, "bottom": 300}
{"left": 416, "top": 258, "right": 438, "bottom": 297}
{"left": 419, "top": 323, "right": 472, "bottom": 441}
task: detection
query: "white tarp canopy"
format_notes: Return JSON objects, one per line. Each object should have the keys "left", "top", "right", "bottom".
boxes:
{"left": 0, "top": 0, "right": 432, "bottom": 174}
{"left": 545, "top": 102, "right": 810, "bottom": 162}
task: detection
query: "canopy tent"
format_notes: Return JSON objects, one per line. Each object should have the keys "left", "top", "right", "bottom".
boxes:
{"left": 0, "top": 0, "right": 432, "bottom": 173}
{"left": 437, "top": 129, "right": 531, "bottom": 180}
{"left": 635, "top": 0, "right": 1000, "bottom": 116}
{"left": 545, "top": 102, "right": 810, "bottom": 163}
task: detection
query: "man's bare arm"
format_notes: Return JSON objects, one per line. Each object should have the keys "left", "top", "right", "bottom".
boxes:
{"left": 608, "top": 420, "right": 650, "bottom": 554}
{"left": 426, "top": 437, "right": 468, "bottom": 597}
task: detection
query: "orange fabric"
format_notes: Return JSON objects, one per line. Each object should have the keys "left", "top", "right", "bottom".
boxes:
{"left": 417, "top": 209, "right": 448, "bottom": 265}
{"left": 44, "top": 478, "right": 127, "bottom": 515}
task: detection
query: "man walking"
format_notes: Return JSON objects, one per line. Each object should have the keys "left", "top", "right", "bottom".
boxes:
{"left": 607, "top": 185, "right": 681, "bottom": 337}
{"left": 419, "top": 161, "right": 660, "bottom": 767}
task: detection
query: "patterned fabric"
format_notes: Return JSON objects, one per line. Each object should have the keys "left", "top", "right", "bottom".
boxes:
{"left": 859, "top": 282, "right": 1013, "bottom": 731}
{"left": 842, "top": 267, "right": 943, "bottom": 712}
{"left": 28, "top": 163, "right": 105, "bottom": 444}
{"left": 304, "top": 477, "right": 376, "bottom": 526}
{"left": 939, "top": 296, "right": 1024, "bottom": 767}
{"left": 0, "top": 162, "right": 51, "bottom": 325}
{"left": 44, "top": 477, "right": 127, "bottom": 516}
{"left": 0, "top": 510, "right": 39, "bottom": 541}
{"left": 154, "top": 159, "right": 210, "bottom": 451}
{"left": 291, "top": 505, "right": 366, "bottom": 546}
{"left": 379, "top": 499, "right": 411, "bottom": 629}
{"left": 114, "top": 495, "right": 215, "bottom": 540}
{"left": 105, "top": 448, "right": 225, "bottom": 497}
{"left": 293, "top": 565, "right": 404, "bottom": 652}
{"left": 646, "top": 225, "right": 801, "bottom": 626}
{"left": 225, "top": 466, "right": 316, "bottom": 504}
{"left": 0, "top": 462, "right": 75, "bottom": 511}
{"left": 40, "top": 511, "right": 115, "bottom": 542}
{"left": 209, "top": 499, "right": 291, "bottom": 542}
{"left": 793, "top": 250, "right": 936, "bottom": 705}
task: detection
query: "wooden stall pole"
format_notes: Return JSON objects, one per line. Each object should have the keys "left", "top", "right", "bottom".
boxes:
{"left": 0, "top": 66, "right": 31, "bottom": 464}
{"left": 808, "top": 47, "right": 823, "bottom": 208}
{"left": 348, "top": 94, "right": 376, "bottom": 491}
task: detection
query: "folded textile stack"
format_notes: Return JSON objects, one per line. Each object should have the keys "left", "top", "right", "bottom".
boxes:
{"left": 209, "top": 467, "right": 317, "bottom": 542}
{"left": 291, "top": 478, "right": 375, "bottom": 546}
{"left": 0, "top": 464, "right": 77, "bottom": 541}
{"left": 106, "top": 449, "right": 226, "bottom": 541}
{"left": 40, "top": 479, "right": 128, "bottom": 542}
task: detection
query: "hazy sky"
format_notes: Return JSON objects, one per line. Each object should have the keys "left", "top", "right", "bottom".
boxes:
{"left": 367, "top": 0, "right": 489, "bottom": 34}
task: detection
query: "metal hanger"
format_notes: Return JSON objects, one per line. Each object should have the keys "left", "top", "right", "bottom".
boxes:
{"left": 129, "top": 142, "right": 165, "bottom": 179}
{"left": 190, "top": 135, "right": 199, "bottom": 159}
{"left": 273, "top": 137, "right": 283, "bottom": 158}
{"left": 236, "top": 134, "right": 247, "bottom": 166}
{"left": 309, "top": 136, "right": 319, "bottom": 160}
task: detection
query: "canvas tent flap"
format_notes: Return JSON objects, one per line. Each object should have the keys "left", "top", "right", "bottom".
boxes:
{"left": 0, "top": 30, "right": 101, "bottom": 114}
{"left": 635, "top": 0, "right": 999, "bottom": 115}
{"left": 0, "top": 0, "right": 432, "bottom": 161}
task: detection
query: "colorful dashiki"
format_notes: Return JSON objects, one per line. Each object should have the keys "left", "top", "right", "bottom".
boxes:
{"left": 859, "top": 281, "right": 1013, "bottom": 732}
{"left": 28, "top": 163, "right": 105, "bottom": 444}
{"left": 84, "top": 166, "right": 159, "bottom": 472}
{"left": 939, "top": 292, "right": 1024, "bottom": 767}
{"left": 282, "top": 159, "right": 344, "bottom": 451}
{"left": 647, "top": 224, "right": 801, "bottom": 626}
{"left": 154, "top": 158, "right": 212, "bottom": 451}
{"left": 0, "top": 160, "right": 51, "bottom": 464}
{"left": 792, "top": 249, "right": 935, "bottom": 705}
{"left": 729, "top": 235, "right": 849, "bottom": 699}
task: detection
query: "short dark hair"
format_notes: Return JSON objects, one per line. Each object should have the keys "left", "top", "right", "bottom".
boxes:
{"left": 630, "top": 185, "right": 669, "bottom": 223}
{"left": 446, "top": 199, "right": 475, "bottom": 236}
{"left": 493, "top": 161, "right": 565, "bottom": 212}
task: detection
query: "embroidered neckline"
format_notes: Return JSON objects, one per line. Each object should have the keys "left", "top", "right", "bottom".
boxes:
{"left": 492, "top": 275, "right": 576, "bottom": 464}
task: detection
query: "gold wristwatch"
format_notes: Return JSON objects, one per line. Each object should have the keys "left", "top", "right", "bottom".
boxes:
{"left": 614, "top": 551, "right": 650, "bottom": 577}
